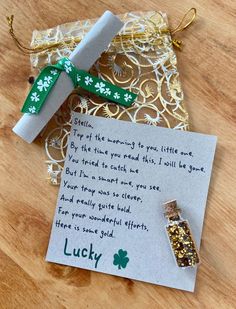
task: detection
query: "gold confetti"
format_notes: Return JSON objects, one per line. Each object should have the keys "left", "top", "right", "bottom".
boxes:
{"left": 164, "top": 200, "right": 200, "bottom": 268}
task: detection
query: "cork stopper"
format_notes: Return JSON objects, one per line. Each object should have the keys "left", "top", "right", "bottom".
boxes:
{"left": 163, "top": 200, "right": 181, "bottom": 221}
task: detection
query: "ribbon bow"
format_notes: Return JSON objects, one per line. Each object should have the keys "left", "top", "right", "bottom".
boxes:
{"left": 21, "top": 58, "right": 137, "bottom": 114}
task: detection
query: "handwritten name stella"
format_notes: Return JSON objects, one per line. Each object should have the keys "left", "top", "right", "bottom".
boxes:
{"left": 63, "top": 238, "right": 102, "bottom": 268}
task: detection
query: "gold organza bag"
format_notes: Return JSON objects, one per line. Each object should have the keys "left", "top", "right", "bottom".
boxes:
{"left": 27, "top": 11, "right": 192, "bottom": 184}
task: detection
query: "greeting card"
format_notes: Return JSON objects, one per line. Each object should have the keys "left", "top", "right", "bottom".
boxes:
{"left": 46, "top": 113, "right": 217, "bottom": 292}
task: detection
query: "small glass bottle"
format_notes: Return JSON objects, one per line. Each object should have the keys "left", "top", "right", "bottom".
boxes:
{"left": 164, "top": 200, "right": 200, "bottom": 268}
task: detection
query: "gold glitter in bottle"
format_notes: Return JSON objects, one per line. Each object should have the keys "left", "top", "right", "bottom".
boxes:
{"left": 164, "top": 200, "right": 200, "bottom": 268}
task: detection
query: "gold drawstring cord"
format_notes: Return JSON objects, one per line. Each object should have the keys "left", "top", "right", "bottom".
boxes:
{"left": 6, "top": 8, "right": 196, "bottom": 54}
{"left": 6, "top": 15, "right": 64, "bottom": 55}
{"left": 170, "top": 8, "right": 197, "bottom": 50}
{"left": 171, "top": 8, "right": 197, "bottom": 35}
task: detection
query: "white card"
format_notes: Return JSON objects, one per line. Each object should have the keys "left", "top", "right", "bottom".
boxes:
{"left": 46, "top": 113, "right": 217, "bottom": 292}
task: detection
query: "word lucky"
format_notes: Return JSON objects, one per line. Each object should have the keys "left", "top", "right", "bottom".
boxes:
{"left": 63, "top": 237, "right": 102, "bottom": 269}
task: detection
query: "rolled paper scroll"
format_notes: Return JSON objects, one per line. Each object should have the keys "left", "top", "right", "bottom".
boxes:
{"left": 13, "top": 11, "right": 123, "bottom": 143}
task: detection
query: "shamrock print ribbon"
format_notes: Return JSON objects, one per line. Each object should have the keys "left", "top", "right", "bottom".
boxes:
{"left": 21, "top": 58, "right": 137, "bottom": 114}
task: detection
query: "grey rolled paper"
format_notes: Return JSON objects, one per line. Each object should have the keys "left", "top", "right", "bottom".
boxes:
{"left": 12, "top": 11, "right": 123, "bottom": 143}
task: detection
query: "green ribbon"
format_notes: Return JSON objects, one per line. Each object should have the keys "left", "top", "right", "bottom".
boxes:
{"left": 21, "top": 58, "right": 137, "bottom": 114}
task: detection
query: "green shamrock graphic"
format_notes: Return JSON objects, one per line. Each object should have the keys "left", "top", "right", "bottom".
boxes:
{"left": 113, "top": 249, "right": 129, "bottom": 270}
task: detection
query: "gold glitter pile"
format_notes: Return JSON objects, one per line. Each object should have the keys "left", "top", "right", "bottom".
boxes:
{"left": 164, "top": 200, "right": 200, "bottom": 268}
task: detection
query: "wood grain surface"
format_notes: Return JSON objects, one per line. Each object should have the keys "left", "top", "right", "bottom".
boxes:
{"left": 0, "top": 0, "right": 235, "bottom": 308}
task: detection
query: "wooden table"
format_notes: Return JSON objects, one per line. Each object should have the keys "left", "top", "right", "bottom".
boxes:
{"left": 0, "top": 1, "right": 235, "bottom": 308}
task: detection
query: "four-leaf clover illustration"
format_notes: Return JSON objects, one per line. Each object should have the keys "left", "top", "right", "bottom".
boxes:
{"left": 64, "top": 61, "right": 72, "bottom": 73}
{"left": 44, "top": 76, "right": 53, "bottom": 84}
{"left": 124, "top": 93, "right": 133, "bottom": 102}
{"left": 50, "top": 69, "right": 58, "bottom": 75}
{"left": 84, "top": 76, "right": 93, "bottom": 86}
{"left": 28, "top": 106, "right": 36, "bottom": 113}
{"left": 104, "top": 88, "right": 111, "bottom": 96}
{"left": 37, "top": 79, "right": 49, "bottom": 92}
{"left": 113, "top": 249, "right": 129, "bottom": 270}
{"left": 113, "top": 92, "right": 120, "bottom": 99}
{"left": 30, "top": 92, "right": 40, "bottom": 102}
{"left": 95, "top": 82, "right": 106, "bottom": 93}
